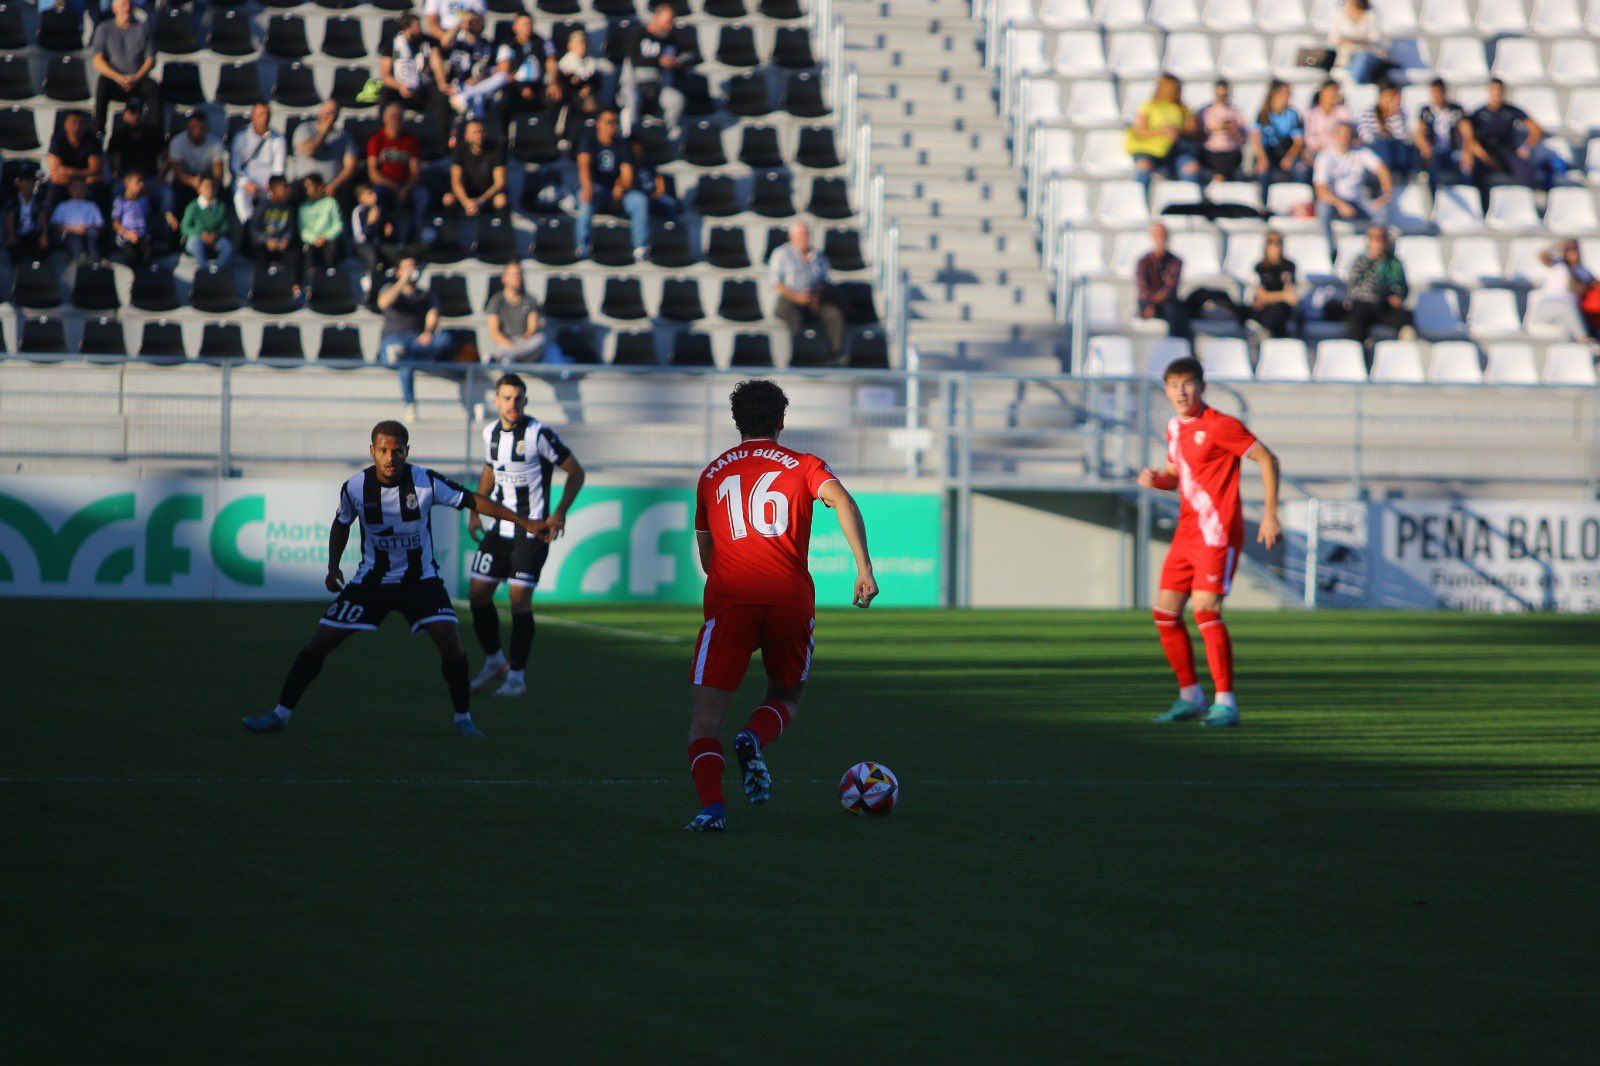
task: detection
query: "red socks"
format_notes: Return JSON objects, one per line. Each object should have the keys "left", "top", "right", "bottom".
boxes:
{"left": 687, "top": 737, "right": 725, "bottom": 807}
{"left": 1152, "top": 608, "right": 1198, "bottom": 689}
{"left": 744, "top": 701, "right": 792, "bottom": 747}
{"left": 1193, "top": 610, "right": 1234, "bottom": 695}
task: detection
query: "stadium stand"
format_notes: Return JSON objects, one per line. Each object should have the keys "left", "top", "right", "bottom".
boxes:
{"left": 1, "top": 0, "right": 896, "bottom": 381}
{"left": 991, "top": 0, "right": 1600, "bottom": 381}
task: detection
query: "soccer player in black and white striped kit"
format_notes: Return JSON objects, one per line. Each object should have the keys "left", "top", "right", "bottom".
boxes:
{"left": 242, "top": 420, "right": 549, "bottom": 738}
{"left": 466, "top": 374, "right": 586, "bottom": 697}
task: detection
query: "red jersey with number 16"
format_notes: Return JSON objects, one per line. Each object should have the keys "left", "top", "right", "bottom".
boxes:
{"left": 694, "top": 438, "right": 839, "bottom": 619}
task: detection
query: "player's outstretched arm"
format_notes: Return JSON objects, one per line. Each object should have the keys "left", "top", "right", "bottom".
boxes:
{"left": 1136, "top": 463, "right": 1179, "bottom": 491}
{"left": 325, "top": 519, "right": 352, "bottom": 592}
{"left": 545, "top": 455, "right": 586, "bottom": 540}
{"left": 818, "top": 480, "right": 878, "bottom": 608}
{"left": 1247, "top": 442, "right": 1281, "bottom": 548}
{"left": 469, "top": 464, "right": 494, "bottom": 542}
{"left": 467, "top": 493, "right": 550, "bottom": 540}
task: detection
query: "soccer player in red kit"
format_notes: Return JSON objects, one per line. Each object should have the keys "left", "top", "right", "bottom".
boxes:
{"left": 1137, "top": 358, "right": 1281, "bottom": 728}
{"left": 684, "top": 380, "right": 878, "bottom": 832}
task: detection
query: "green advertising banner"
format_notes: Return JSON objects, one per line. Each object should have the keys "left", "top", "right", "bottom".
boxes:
{"left": 0, "top": 477, "right": 944, "bottom": 606}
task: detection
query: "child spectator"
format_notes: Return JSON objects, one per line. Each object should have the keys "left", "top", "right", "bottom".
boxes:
{"left": 298, "top": 175, "right": 344, "bottom": 274}
{"left": 252, "top": 175, "right": 302, "bottom": 296}
{"left": 181, "top": 174, "right": 233, "bottom": 268}
{"left": 51, "top": 178, "right": 105, "bottom": 263}
{"left": 110, "top": 171, "right": 152, "bottom": 267}
{"left": 4, "top": 171, "right": 47, "bottom": 263}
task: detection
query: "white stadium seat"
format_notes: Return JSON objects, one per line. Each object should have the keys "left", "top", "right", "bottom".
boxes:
{"left": 1490, "top": 38, "right": 1545, "bottom": 83}
{"left": 1428, "top": 341, "right": 1485, "bottom": 382}
{"left": 1503, "top": 237, "right": 1552, "bottom": 285}
{"left": 1476, "top": 0, "right": 1529, "bottom": 34}
{"left": 1371, "top": 340, "right": 1428, "bottom": 382}
{"left": 1422, "top": 0, "right": 1475, "bottom": 33}
{"left": 1271, "top": 35, "right": 1329, "bottom": 81}
{"left": 1265, "top": 182, "right": 1316, "bottom": 222}
{"left": 1377, "top": 0, "right": 1422, "bottom": 32}
{"left": 1084, "top": 280, "right": 1129, "bottom": 329}
{"left": 1039, "top": 0, "right": 1096, "bottom": 27}
{"left": 1062, "top": 227, "right": 1108, "bottom": 276}
{"left": 1223, "top": 231, "right": 1266, "bottom": 283}
{"left": 1312, "top": 339, "right": 1369, "bottom": 381}
{"left": 1152, "top": 180, "right": 1204, "bottom": 215}
{"left": 1080, "top": 128, "right": 1136, "bottom": 176}
{"left": 1108, "top": 32, "right": 1164, "bottom": 79}
{"left": 1204, "top": 0, "right": 1258, "bottom": 29}
{"left": 1547, "top": 40, "right": 1599, "bottom": 86}
{"left": 1565, "top": 89, "right": 1600, "bottom": 136}
{"left": 993, "top": 0, "right": 1036, "bottom": 24}
{"left": 1309, "top": 0, "right": 1341, "bottom": 30}
{"left": 1256, "top": 338, "right": 1313, "bottom": 380}
{"left": 1035, "top": 128, "right": 1077, "bottom": 176}
{"left": 1095, "top": 0, "right": 1150, "bottom": 29}
{"left": 1530, "top": 0, "right": 1583, "bottom": 33}
{"left": 1396, "top": 236, "right": 1448, "bottom": 287}
{"left": 1196, "top": 335, "right": 1254, "bottom": 380}
{"left": 1544, "top": 187, "right": 1600, "bottom": 233}
{"left": 1484, "top": 342, "right": 1541, "bottom": 383}
{"left": 1284, "top": 233, "right": 1335, "bottom": 281}
{"left": 1257, "top": 0, "right": 1311, "bottom": 30}
{"left": 1448, "top": 236, "right": 1505, "bottom": 285}
{"left": 1024, "top": 79, "right": 1064, "bottom": 125}
{"left": 1486, "top": 185, "right": 1541, "bottom": 231}
{"left": 1066, "top": 79, "right": 1121, "bottom": 126}
{"left": 1415, "top": 289, "right": 1468, "bottom": 339}
{"left": 1162, "top": 33, "right": 1217, "bottom": 81}
{"left": 1389, "top": 180, "right": 1431, "bottom": 235}
{"left": 1121, "top": 80, "right": 1156, "bottom": 122}
{"left": 1013, "top": 30, "right": 1050, "bottom": 75}
{"left": 1542, "top": 342, "right": 1599, "bottom": 383}
{"left": 1170, "top": 231, "right": 1225, "bottom": 280}
{"left": 1148, "top": 0, "right": 1204, "bottom": 29}
{"left": 1053, "top": 31, "right": 1109, "bottom": 76}
{"left": 1051, "top": 178, "right": 1092, "bottom": 224}
{"left": 1516, "top": 87, "right": 1561, "bottom": 130}
{"left": 1432, "top": 185, "right": 1487, "bottom": 234}
{"left": 1110, "top": 230, "right": 1154, "bottom": 274}
{"left": 1084, "top": 334, "right": 1137, "bottom": 376}
{"left": 1144, "top": 336, "right": 1194, "bottom": 378}
{"left": 1466, "top": 288, "right": 1524, "bottom": 338}
{"left": 1098, "top": 180, "right": 1154, "bottom": 226}
{"left": 1216, "top": 35, "right": 1272, "bottom": 81}
{"left": 1209, "top": 181, "right": 1264, "bottom": 211}
{"left": 1434, "top": 37, "right": 1491, "bottom": 84}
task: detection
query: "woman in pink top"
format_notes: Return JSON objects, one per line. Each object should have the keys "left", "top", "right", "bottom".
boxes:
{"left": 1196, "top": 78, "right": 1246, "bottom": 182}
{"left": 1303, "top": 80, "right": 1351, "bottom": 158}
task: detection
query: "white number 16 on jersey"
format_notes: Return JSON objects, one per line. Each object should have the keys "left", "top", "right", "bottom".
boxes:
{"left": 715, "top": 472, "right": 790, "bottom": 540}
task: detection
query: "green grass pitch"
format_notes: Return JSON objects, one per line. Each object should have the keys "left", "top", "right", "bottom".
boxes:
{"left": 5, "top": 603, "right": 1598, "bottom": 1061}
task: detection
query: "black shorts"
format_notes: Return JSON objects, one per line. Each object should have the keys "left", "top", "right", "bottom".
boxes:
{"left": 470, "top": 531, "right": 549, "bottom": 588}
{"left": 319, "top": 577, "right": 458, "bottom": 633}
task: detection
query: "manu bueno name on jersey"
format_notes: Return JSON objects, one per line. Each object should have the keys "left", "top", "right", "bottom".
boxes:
{"left": 703, "top": 446, "right": 800, "bottom": 479}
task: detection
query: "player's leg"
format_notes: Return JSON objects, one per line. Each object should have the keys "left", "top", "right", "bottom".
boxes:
{"left": 467, "top": 576, "right": 508, "bottom": 693}
{"left": 421, "top": 619, "right": 483, "bottom": 738}
{"left": 733, "top": 609, "right": 813, "bottom": 803}
{"left": 1151, "top": 550, "right": 1206, "bottom": 722}
{"left": 1193, "top": 546, "right": 1241, "bottom": 728}
{"left": 684, "top": 609, "right": 758, "bottom": 831}
{"left": 244, "top": 593, "right": 371, "bottom": 732}
{"left": 497, "top": 581, "right": 535, "bottom": 697}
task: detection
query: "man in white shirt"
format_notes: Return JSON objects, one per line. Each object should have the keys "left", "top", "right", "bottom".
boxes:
{"left": 769, "top": 220, "right": 846, "bottom": 361}
{"left": 230, "top": 102, "right": 287, "bottom": 225}
{"left": 1313, "top": 121, "right": 1393, "bottom": 260}
{"left": 424, "top": 0, "right": 487, "bottom": 47}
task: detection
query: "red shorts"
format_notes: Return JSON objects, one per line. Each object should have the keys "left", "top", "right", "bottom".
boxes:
{"left": 690, "top": 605, "right": 815, "bottom": 691}
{"left": 1160, "top": 540, "right": 1240, "bottom": 596}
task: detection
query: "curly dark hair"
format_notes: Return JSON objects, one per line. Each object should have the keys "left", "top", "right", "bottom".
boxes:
{"left": 729, "top": 379, "right": 789, "bottom": 439}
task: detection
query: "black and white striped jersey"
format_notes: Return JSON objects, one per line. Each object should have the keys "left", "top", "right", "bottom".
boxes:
{"left": 481, "top": 417, "right": 570, "bottom": 537}
{"left": 334, "top": 464, "right": 471, "bottom": 585}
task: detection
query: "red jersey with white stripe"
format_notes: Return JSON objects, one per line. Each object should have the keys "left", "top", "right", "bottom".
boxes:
{"left": 1166, "top": 405, "right": 1256, "bottom": 548}
{"left": 693, "top": 438, "right": 838, "bottom": 619}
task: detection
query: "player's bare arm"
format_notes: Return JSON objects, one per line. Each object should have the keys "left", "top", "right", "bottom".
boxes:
{"left": 818, "top": 479, "right": 878, "bottom": 608}
{"left": 544, "top": 455, "right": 586, "bottom": 540}
{"left": 695, "top": 530, "right": 714, "bottom": 574}
{"left": 469, "top": 463, "right": 495, "bottom": 542}
{"left": 325, "top": 517, "right": 352, "bottom": 591}
{"left": 1248, "top": 441, "right": 1281, "bottom": 549}
{"left": 466, "top": 492, "right": 550, "bottom": 540}
{"left": 1137, "top": 462, "right": 1179, "bottom": 491}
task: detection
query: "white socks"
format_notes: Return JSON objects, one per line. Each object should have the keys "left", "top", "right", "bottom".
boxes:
{"left": 1213, "top": 692, "right": 1237, "bottom": 709}
{"left": 1179, "top": 684, "right": 1205, "bottom": 707}
{"left": 484, "top": 650, "right": 506, "bottom": 668}
{"left": 273, "top": 705, "right": 293, "bottom": 722}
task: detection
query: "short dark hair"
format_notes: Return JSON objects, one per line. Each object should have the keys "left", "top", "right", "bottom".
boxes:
{"left": 729, "top": 379, "right": 788, "bottom": 439}
{"left": 397, "top": 11, "right": 418, "bottom": 30}
{"left": 371, "top": 420, "right": 410, "bottom": 446}
{"left": 1163, "top": 357, "right": 1205, "bottom": 383}
{"left": 1489, "top": 77, "right": 1505, "bottom": 89}
{"left": 1430, "top": 77, "right": 1447, "bottom": 91}
{"left": 494, "top": 373, "right": 526, "bottom": 393}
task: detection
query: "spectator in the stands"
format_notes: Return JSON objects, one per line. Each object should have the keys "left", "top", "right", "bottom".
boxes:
{"left": 4, "top": 171, "right": 46, "bottom": 262}
{"left": 445, "top": 118, "right": 508, "bottom": 221}
{"left": 485, "top": 261, "right": 547, "bottom": 363}
{"left": 1196, "top": 79, "right": 1246, "bottom": 184}
{"left": 180, "top": 174, "right": 232, "bottom": 268}
{"left": 290, "top": 100, "right": 360, "bottom": 211}
{"left": 230, "top": 102, "right": 287, "bottom": 226}
{"left": 500, "top": 14, "right": 560, "bottom": 121}
{"left": 106, "top": 96, "right": 168, "bottom": 222}
{"left": 1125, "top": 74, "right": 1199, "bottom": 191}
{"left": 1343, "top": 225, "right": 1412, "bottom": 349}
{"left": 1414, "top": 77, "right": 1470, "bottom": 195}
{"left": 1328, "top": 0, "right": 1388, "bottom": 85}
{"left": 367, "top": 101, "right": 431, "bottom": 243}
{"left": 423, "top": 0, "right": 485, "bottom": 47}
{"left": 554, "top": 28, "right": 602, "bottom": 145}
{"left": 1251, "top": 80, "right": 1308, "bottom": 197}
{"left": 42, "top": 111, "right": 104, "bottom": 221}
{"left": 378, "top": 256, "right": 457, "bottom": 414}
{"left": 380, "top": 12, "right": 451, "bottom": 133}
{"left": 771, "top": 220, "right": 847, "bottom": 361}
{"left": 165, "top": 111, "right": 227, "bottom": 226}
{"left": 1313, "top": 121, "right": 1393, "bottom": 259}
{"left": 298, "top": 174, "right": 344, "bottom": 274}
{"left": 50, "top": 178, "right": 104, "bottom": 264}
{"left": 443, "top": 12, "right": 502, "bottom": 120}
{"left": 620, "top": 4, "right": 687, "bottom": 139}
{"left": 1526, "top": 240, "right": 1598, "bottom": 342}
{"left": 1303, "top": 80, "right": 1350, "bottom": 159}
{"left": 1465, "top": 79, "right": 1545, "bottom": 197}
{"left": 252, "top": 176, "right": 302, "bottom": 298}
{"left": 576, "top": 109, "right": 650, "bottom": 257}
{"left": 110, "top": 170, "right": 152, "bottom": 267}
{"left": 1248, "top": 230, "right": 1299, "bottom": 339}
{"left": 633, "top": 137, "right": 696, "bottom": 257}
{"left": 90, "top": 0, "right": 158, "bottom": 134}
{"left": 352, "top": 184, "right": 403, "bottom": 277}
{"left": 1358, "top": 83, "right": 1415, "bottom": 186}
{"left": 1135, "top": 221, "right": 1188, "bottom": 340}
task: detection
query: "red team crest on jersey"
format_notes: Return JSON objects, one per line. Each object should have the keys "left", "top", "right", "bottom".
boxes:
{"left": 690, "top": 439, "right": 839, "bottom": 689}
{"left": 1161, "top": 406, "right": 1256, "bottom": 595}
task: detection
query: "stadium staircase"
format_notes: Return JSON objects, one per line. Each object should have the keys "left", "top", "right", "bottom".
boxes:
{"left": 832, "top": 0, "right": 1062, "bottom": 369}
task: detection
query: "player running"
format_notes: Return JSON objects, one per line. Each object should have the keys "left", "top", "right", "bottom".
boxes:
{"left": 465, "top": 374, "right": 586, "bottom": 699}
{"left": 685, "top": 380, "right": 878, "bottom": 832}
{"left": 1137, "top": 358, "right": 1280, "bottom": 728}
{"left": 242, "top": 421, "right": 548, "bottom": 738}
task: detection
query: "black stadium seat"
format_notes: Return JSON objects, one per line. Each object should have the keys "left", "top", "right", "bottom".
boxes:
{"left": 260, "top": 323, "right": 306, "bottom": 362}
{"left": 808, "top": 177, "right": 853, "bottom": 219}
{"left": 789, "top": 326, "right": 836, "bottom": 367}
{"left": 542, "top": 275, "right": 589, "bottom": 320}
{"left": 835, "top": 281, "right": 881, "bottom": 324}
{"left": 681, "top": 120, "right": 728, "bottom": 168}
{"left": 752, "top": 171, "right": 795, "bottom": 218}
{"left": 37, "top": 7, "right": 84, "bottom": 51}
{"left": 154, "top": 6, "right": 200, "bottom": 54}
{"left": 190, "top": 265, "right": 242, "bottom": 314}
{"left": 693, "top": 175, "right": 742, "bottom": 217}
{"left": 131, "top": 265, "right": 180, "bottom": 312}
{"left": 71, "top": 265, "right": 120, "bottom": 311}
{"left": 250, "top": 263, "right": 300, "bottom": 314}
{"left": 273, "top": 64, "right": 321, "bottom": 109}
{"left": 647, "top": 220, "right": 694, "bottom": 268}
{"left": 730, "top": 333, "right": 773, "bottom": 367}
{"left": 208, "top": 9, "right": 256, "bottom": 57}
{"left": 600, "top": 277, "right": 648, "bottom": 321}
{"left": 332, "top": 66, "right": 376, "bottom": 108}
{"left": 717, "top": 279, "right": 763, "bottom": 323}
{"left": 308, "top": 268, "right": 357, "bottom": 315}
{"left": 554, "top": 326, "right": 599, "bottom": 363}
{"left": 321, "top": 17, "right": 368, "bottom": 60}
{"left": 589, "top": 223, "right": 636, "bottom": 267}
{"left": 265, "top": 16, "right": 312, "bottom": 59}
{"left": 0, "top": 3, "right": 24, "bottom": 51}
{"left": 762, "top": 225, "right": 788, "bottom": 263}
{"left": 760, "top": 0, "right": 804, "bottom": 18}
{"left": 705, "top": 226, "right": 752, "bottom": 270}
{"left": 715, "top": 25, "right": 760, "bottom": 68}
{"left": 610, "top": 330, "right": 657, "bottom": 365}
{"left": 0, "top": 107, "right": 40, "bottom": 151}
{"left": 200, "top": 322, "right": 247, "bottom": 363}
{"left": 824, "top": 228, "right": 866, "bottom": 272}
{"left": 795, "top": 126, "right": 841, "bottom": 169}
{"left": 421, "top": 215, "right": 465, "bottom": 264}
{"left": 658, "top": 277, "right": 705, "bottom": 322}
{"left": 474, "top": 216, "right": 518, "bottom": 264}
{"left": 532, "top": 217, "right": 579, "bottom": 266}
{"left": 593, "top": 0, "right": 637, "bottom": 16}
{"left": 738, "top": 125, "right": 784, "bottom": 169}
{"left": 702, "top": 0, "right": 747, "bottom": 16}
{"left": 0, "top": 54, "right": 36, "bottom": 102}
{"left": 79, "top": 317, "right": 128, "bottom": 359}
{"left": 42, "top": 56, "right": 90, "bottom": 103}
{"left": 13, "top": 261, "right": 62, "bottom": 310}
{"left": 849, "top": 328, "right": 890, "bottom": 368}
{"left": 20, "top": 316, "right": 68, "bottom": 357}
{"left": 772, "top": 27, "right": 816, "bottom": 69}
{"left": 430, "top": 273, "right": 472, "bottom": 318}
{"left": 490, "top": 0, "right": 532, "bottom": 12}
{"left": 511, "top": 114, "right": 562, "bottom": 165}
{"left": 671, "top": 331, "right": 715, "bottom": 367}
{"left": 319, "top": 325, "right": 365, "bottom": 362}
{"left": 783, "top": 71, "right": 827, "bottom": 118}
{"left": 160, "top": 63, "right": 206, "bottom": 107}
{"left": 538, "top": 0, "right": 581, "bottom": 14}
{"left": 217, "top": 62, "right": 265, "bottom": 107}
{"left": 139, "top": 321, "right": 187, "bottom": 363}
{"left": 723, "top": 73, "right": 773, "bottom": 118}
